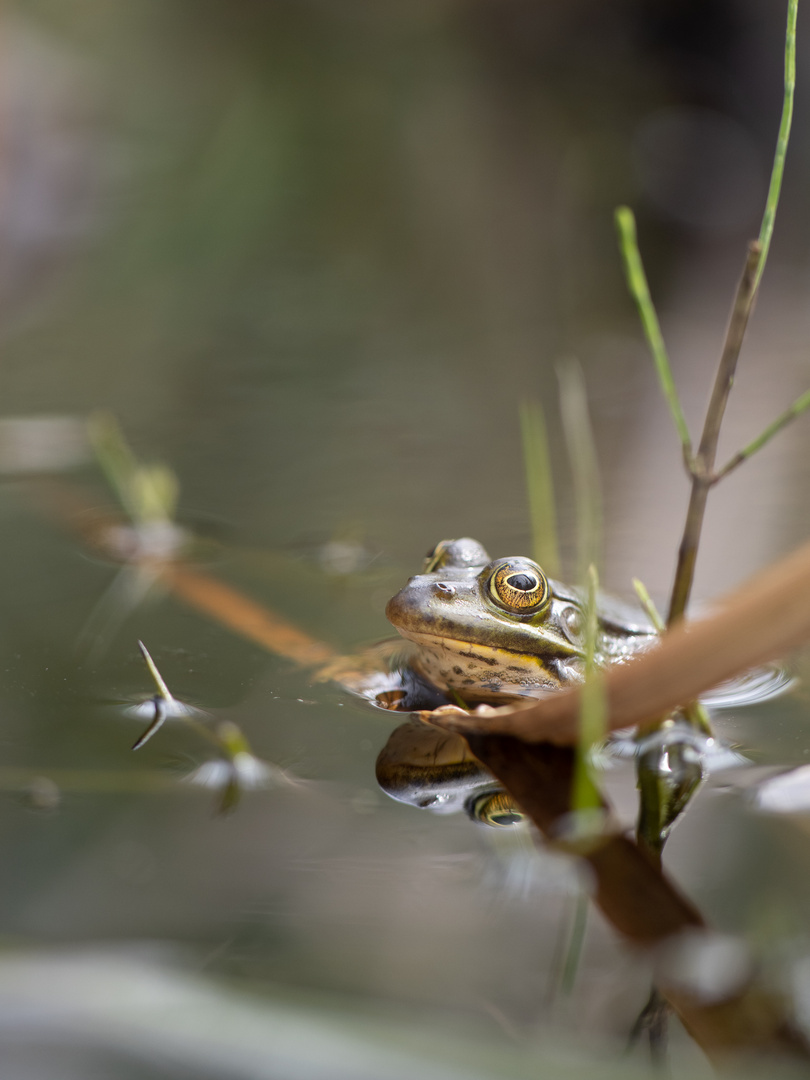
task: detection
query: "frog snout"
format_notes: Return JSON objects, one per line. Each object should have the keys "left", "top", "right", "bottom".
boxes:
{"left": 385, "top": 586, "right": 410, "bottom": 628}
{"left": 386, "top": 580, "right": 443, "bottom": 629}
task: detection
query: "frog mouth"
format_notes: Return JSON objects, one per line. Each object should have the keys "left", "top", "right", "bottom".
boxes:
{"left": 393, "top": 628, "right": 541, "bottom": 670}
{"left": 395, "top": 628, "right": 566, "bottom": 699}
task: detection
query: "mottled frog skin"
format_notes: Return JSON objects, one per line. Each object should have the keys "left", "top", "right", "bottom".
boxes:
{"left": 386, "top": 538, "right": 654, "bottom": 705}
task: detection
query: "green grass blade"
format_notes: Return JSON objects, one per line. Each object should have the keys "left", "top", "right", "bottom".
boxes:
{"left": 560, "top": 891, "right": 589, "bottom": 995}
{"left": 756, "top": 0, "right": 798, "bottom": 289}
{"left": 88, "top": 412, "right": 179, "bottom": 525}
{"left": 558, "top": 360, "right": 602, "bottom": 582}
{"left": 557, "top": 362, "right": 604, "bottom": 817}
{"left": 87, "top": 411, "right": 142, "bottom": 523}
{"left": 571, "top": 563, "right": 606, "bottom": 815}
{"left": 138, "top": 639, "right": 176, "bottom": 702}
{"left": 632, "top": 577, "right": 666, "bottom": 633}
{"left": 614, "top": 207, "right": 692, "bottom": 458}
{"left": 519, "top": 399, "right": 561, "bottom": 577}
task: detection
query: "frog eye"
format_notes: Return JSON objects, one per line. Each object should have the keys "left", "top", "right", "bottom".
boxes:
{"left": 468, "top": 790, "right": 526, "bottom": 828}
{"left": 487, "top": 558, "right": 550, "bottom": 615}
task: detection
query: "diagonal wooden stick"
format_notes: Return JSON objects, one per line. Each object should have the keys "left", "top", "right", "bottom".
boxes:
{"left": 161, "top": 564, "right": 337, "bottom": 667}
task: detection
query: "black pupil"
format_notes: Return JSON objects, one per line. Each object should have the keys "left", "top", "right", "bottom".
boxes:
{"left": 506, "top": 573, "right": 536, "bottom": 592}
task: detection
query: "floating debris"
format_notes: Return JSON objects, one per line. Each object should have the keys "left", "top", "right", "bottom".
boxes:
{"left": 26, "top": 775, "right": 61, "bottom": 811}
{"left": 130, "top": 641, "right": 201, "bottom": 750}
{"left": 599, "top": 721, "right": 749, "bottom": 774}
{"left": 654, "top": 929, "right": 753, "bottom": 1006}
{"left": 185, "top": 746, "right": 287, "bottom": 815}
{"left": 184, "top": 753, "right": 281, "bottom": 793}
{"left": 753, "top": 766, "right": 810, "bottom": 814}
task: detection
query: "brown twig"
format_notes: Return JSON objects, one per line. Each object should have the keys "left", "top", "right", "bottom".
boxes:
{"left": 161, "top": 564, "right": 337, "bottom": 667}
{"left": 667, "top": 242, "right": 761, "bottom": 626}
{"left": 26, "top": 478, "right": 339, "bottom": 668}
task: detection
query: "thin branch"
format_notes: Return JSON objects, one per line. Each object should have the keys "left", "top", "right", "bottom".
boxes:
{"left": 615, "top": 207, "right": 693, "bottom": 460}
{"left": 695, "top": 243, "right": 762, "bottom": 470}
{"left": 714, "top": 386, "right": 810, "bottom": 482}
{"left": 667, "top": 243, "right": 761, "bottom": 626}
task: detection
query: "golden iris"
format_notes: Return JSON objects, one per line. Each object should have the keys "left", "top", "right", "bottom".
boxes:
{"left": 487, "top": 558, "right": 550, "bottom": 615}
{"left": 470, "top": 790, "right": 526, "bottom": 827}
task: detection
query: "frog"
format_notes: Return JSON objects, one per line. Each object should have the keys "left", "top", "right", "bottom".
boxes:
{"left": 375, "top": 538, "right": 656, "bottom": 826}
{"left": 384, "top": 537, "right": 655, "bottom": 707}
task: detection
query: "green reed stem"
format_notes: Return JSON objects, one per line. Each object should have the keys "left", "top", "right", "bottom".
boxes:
{"left": 614, "top": 207, "right": 692, "bottom": 461}
{"left": 560, "top": 890, "right": 589, "bottom": 995}
{"left": 756, "top": 0, "right": 798, "bottom": 290}
{"left": 132, "top": 641, "right": 246, "bottom": 759}
{"left": 704, "top": 2, "right": 804, "bottom": 487}
{"left": 571, "top": 564, "right": 606, "bottom": 815}
{"left": 519, "top": 399, "right": 561, "bottom": 578}
{"left": 689, "top": 700, "right": 717, "bottom": 739}
{"left": 88, "top": 411, "right": 179, "bottom": 525}
{"left": 666, "top": 0, "right": 797, "bottom": 621}
{"left": 622, "top": 1, "right": 799, "bottom": 626}
{"left": 631, "top": 577, "right": 666, "bottom": 633}
{"left": 558, "top": 361, "right": 602, "bottom": 583}
{"left": 87, "top": 411, "right": 142, "bottom": 524}
{"left": 138, "top": 639, "right": 175, "bottom": 702}
{"left": 558, "top": 363, "right": 605, "bottom": 815}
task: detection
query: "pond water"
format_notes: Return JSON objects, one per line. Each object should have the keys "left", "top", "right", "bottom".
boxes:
{"left": 3, "top": 2, "right": 810, "bottom": 1077}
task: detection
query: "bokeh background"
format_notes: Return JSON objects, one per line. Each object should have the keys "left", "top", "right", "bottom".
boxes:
{"left": 2, "top": 2, "right": 810, "bottom": 1077}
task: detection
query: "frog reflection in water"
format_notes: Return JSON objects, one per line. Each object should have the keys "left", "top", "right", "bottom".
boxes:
{"left": 375, "top": 538, "right": 655, "bottom": 827}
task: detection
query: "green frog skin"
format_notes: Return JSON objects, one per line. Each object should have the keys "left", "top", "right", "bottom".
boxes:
{"left": 385, "top": 538, "right": 654, "bottom": 705}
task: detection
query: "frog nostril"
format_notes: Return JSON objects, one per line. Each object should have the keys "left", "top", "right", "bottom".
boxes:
{"left": 434, "top": 582, "right": 455, "bottom": 597}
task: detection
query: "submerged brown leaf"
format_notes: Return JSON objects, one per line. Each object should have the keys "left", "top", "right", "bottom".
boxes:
{"left": 465, "top": 735, "right": 704, "bottom": 942}
{"left": 465, "top": 735, "right": 809, "bottom": 1060}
